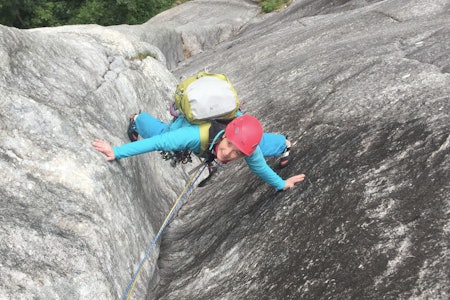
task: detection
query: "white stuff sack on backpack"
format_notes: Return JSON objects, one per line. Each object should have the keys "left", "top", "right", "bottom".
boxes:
{"left": 185, "top": 76, "right": 237, "bottom": 120}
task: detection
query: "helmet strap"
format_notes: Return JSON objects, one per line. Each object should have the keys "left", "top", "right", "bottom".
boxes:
{"left": 209, "top": 129, "right": 225, "bottom": 151}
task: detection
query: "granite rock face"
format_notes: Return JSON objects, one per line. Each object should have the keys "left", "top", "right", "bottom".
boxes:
{"left": 110, "top": 0, "right": 260, "bottom": 70}
{"left": 0, "top": 24, "right": 181, "bottom": 299}
{"left": 1, "top": 0, "right": 449, "bottom": 299}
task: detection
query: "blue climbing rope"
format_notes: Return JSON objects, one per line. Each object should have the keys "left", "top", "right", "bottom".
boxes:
{"left": 121, "top": 163, "right": 208, "bottom": 300}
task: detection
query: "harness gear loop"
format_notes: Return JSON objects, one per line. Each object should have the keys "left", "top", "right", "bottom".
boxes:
{"left": 160, "top": 150, "right": 193, "bottom": 167}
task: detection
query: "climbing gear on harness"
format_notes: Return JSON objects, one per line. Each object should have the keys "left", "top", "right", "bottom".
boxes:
{"left": 160, "top": 150, "right": 193, "bottom": 167}
{"left": 127, "top": 113, "right": 139, "bottom": 142}
{"left": 120, "top": 163, "right": 208, "bottom": 300}
{"left": 225, "top": 114, "right": 263, "bottom": 156}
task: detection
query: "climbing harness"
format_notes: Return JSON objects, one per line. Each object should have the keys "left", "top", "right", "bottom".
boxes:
{"left": 120, "top": 163, "right": 208, "bottom": 300}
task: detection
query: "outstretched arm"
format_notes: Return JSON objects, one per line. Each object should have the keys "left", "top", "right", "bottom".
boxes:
{"left": 92, "top": 125, "right": 202, "bottom": 161}
{"left": 245, "top": 146, "right": 305, "bottom": 191}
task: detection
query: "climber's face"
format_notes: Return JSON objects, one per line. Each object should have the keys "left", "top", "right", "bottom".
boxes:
{"left": 216, "top": 137, "right": 245, "bottom": 162}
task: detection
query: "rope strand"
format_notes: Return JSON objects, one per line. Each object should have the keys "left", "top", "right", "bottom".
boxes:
{"left": 121, "top": 163, "right": 208, "bottom": 300}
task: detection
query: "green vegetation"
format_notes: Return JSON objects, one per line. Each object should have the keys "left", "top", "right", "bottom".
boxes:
{"left": 0, "top": 0, "right": 289, "bottom": 29}
{"left": 130, "top": 52, "right": 157, "bottom": 61}
{"left": 0, "top": 0, "right": 187, "bottom": 29}
{"left": 260, "top": 0, "right": 290, "bottom": 13}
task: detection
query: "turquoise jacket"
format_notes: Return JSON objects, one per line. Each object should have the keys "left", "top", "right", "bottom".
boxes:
{"left": 113, "top": 116, "right": 286, "bottom": 190}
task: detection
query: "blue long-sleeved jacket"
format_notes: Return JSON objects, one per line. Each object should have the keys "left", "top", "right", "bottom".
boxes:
{"left": 113, "top": 117, "right": 286, "bottom": 190}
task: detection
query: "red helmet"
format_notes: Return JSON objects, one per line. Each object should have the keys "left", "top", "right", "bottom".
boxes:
{"left": 225, "top": 115, "right": 263, "bottom": 156}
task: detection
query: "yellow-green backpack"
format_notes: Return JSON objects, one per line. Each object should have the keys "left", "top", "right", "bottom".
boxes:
{"left": 174, "top": 71, "right": 240, "bottom": 155}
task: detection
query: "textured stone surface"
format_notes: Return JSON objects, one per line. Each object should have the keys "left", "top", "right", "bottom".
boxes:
{"left": 1, "top": 0, "right": 449, "bottom": 299}
{"left": 110, "top": 0, "right": 260, "bottom": 70}
{"left": 0, "top": 24, "right": 180, "bottom": 299}
{"left": 160, "top": 0, "right": 450, "bottom": 299}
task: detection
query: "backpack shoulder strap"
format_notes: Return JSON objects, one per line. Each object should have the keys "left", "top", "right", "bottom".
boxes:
{"left": 198, "top": 122, "right": 212, "bottom": 156}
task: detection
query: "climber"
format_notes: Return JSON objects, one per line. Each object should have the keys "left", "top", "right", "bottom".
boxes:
{"left": 92, "top": 112, "right": 305, "bottom": 190}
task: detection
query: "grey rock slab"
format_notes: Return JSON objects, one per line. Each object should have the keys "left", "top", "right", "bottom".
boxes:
{"left": 159, "top": 0, "right": 450, "bottom": 299}
{"left": 1, "top": 0, "right": 449, "bottom": 299}
{"left": 110, "top": 0, "right": 261, "bottom": 69}
{"left": 0, "top": 24, "right": 181, "bottom": 299}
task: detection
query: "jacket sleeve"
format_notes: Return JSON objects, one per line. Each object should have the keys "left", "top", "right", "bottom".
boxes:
{"left": 244, "top": 146, "right": 286, "bottom": 190}
{"left": 113, "top": 125, "right": 201, "bottom": 160}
